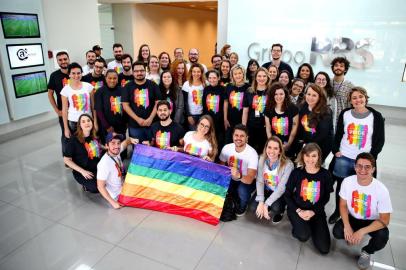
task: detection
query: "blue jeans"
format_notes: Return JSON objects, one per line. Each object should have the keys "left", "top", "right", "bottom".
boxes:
{"left": 229, "top": 179, "right": 256, "bottom": 210}
{"left": 129, "top": 126, "right": 150, "bottom": 142}
{"left": 333, "top": 155, "right": 355, "bottom": 178}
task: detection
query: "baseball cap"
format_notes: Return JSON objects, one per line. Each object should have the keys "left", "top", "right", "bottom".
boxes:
{"left": 92, "top": 45, "right": 103, "bottom": 51}
{"left": 105, "top": 132, "right": 124, "bottom": 144}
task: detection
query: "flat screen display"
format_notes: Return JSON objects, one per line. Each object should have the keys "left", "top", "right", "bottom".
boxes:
{"left": 0, "top": 12, "right": 40, "bottom": 38}
{"left": 6, "top": 43, "right": 44, "bottom": 69}
{"left": 12, "top": 71, "right": 47, "bottom": 98}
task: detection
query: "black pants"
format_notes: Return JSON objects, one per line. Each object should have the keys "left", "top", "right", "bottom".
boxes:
{"left": 59, "top": 117, "right": 68, "bottom": 157}
{"left": 332, "top": 175, "right": 344, "bottom": 215}
{"left": 247, "top": 126, "right": 267, "bottom": 154}
{"left": 287, "top": 207, "right": 331, "bottom": 254}
{"left": 73, "top": 171, "right": 99, "bottom": 193}
{"left": 333, "top": 215, "right": 389, "bottom": 254}
{"left": 264, "top": 189, "right": 286, "bottom": 215}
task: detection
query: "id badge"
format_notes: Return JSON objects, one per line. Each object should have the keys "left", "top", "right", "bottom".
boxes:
{"left": 255, "top": 110, "right": 260, "bottom": 117}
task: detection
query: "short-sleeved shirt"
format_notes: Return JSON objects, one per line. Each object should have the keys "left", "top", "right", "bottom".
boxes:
{"left": 203, "top": 85, "right": 225, "bottom": 130}
{"left": 182, "top": 82, "right": 204, "bottom": 115}
{"left": 47, "top": 69, "right": 70, "bottom": 110}
{"left": 149, "top": 121, "right": 185, "bottom": 149}
{"left": 65, "top": 136, "right": 103, "bottom": 176}
{"left": 60, "top": 82, "right": 93, "bottom": 122}
{"left": 265, "top": 104, "right": 299, "bottom": 144}
{"left": 97, "top": 152, "right": 124, "bottom": 200}
{"left": 82, "top": 73, "right": 105, "bottom": 93}
{"left": 121, "top": 79, "right": 162, "bottom": 128}
{"left": 219, "top": 143, "right": 258, "bottom": 177}
{"left": 340, "top": 175, "right": 392, "bottom": 220}
{"left": 183, "top": 131, "right": 212, "bottom": 158}
{"left": 107, "top": 61, "right": 123, "bottom": 74}
{"left": 225, "top": 83, "right": 249, "bottom": 126}
{"left": 94, "top": 85, "right": 125, "bottom": 128}
{"left": 118, "top": 73, "right": 134, "bottom": 88}
{"left": 243, "top": 90, "right": 268, "bottom": 128}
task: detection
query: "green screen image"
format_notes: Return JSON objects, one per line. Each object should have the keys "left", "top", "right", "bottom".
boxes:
{"left": 1, "top": 13, "right": 40, "bottom": 38}
{"left": 13, "top": 72, "right": 47, "bottom": 98}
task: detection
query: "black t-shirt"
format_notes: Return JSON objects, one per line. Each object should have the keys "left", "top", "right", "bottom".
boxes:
{"left": 161, "top": 87, "right": 179, "bottom": 121}
{"left": 65, "top": 136, "right": 103, "bottom": 176}
{"left": 243, "top": 90, "right": 268, "bottom": 129}
{"left": 264, "top": 104, "right": 299, "bottom": 144}
{"left": 149, "top": 121, "right": 185, "bottom": 149}
{"left": 94, "top": 85, "right": 125, "bottom": 130}
{"left": 262, "top": 61, "right": 294, "bottom": 78}
{"left": 203, "top": 85, "right": 225, "bottom": 131}
{"left": 118, "top": 73, "right": 134, "bottom": 88}
{"left": 47, "top": 69, "right": 69, "bottom": 110}
{"left": 225, "top": 83, "right": 249, "bottom": 127}
{"left": 220, "top": 77, "right": 231, "bottom": 87}
{"left": 121, "top": 79, "right": 162, "bottom": 128}
{"left": 284, "top": 167, "right": 333, "bottom": 214}
{"left": 81, "top": 73, "right": 106, "bottom": 93}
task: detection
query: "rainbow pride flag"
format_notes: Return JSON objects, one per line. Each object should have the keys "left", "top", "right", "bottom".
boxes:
{"left": 118, "top": 144, "right": 231, "bottom": 225}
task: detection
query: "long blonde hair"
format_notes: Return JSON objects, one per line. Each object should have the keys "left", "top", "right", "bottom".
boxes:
{"left": 260, "top": 136, "right": 288, "bottom": 173}
{"left": 198, "top": 114, "right": 218, "bottom": 160}
{"left": 248, "top": 67, "right": 271, "bottom": 94}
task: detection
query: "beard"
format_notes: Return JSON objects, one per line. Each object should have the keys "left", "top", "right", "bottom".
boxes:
{"left": 333, "top": 69, "right": 344, "bottom": 76}
{"left": 158, "top": 114, "right": 170, "bottom": 121}
{"left": 123, "top": 65, "right": 131, "bottom": 72}
{"left": 115, "top": 55, "right": 122, "bottom": 61}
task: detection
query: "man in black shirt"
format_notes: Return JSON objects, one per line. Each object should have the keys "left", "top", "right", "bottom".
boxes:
{"left": 118, "top": 54, "right": 133, "bottom": 88}
{"left": 262, "top": 43, "right": 294, "bottom": 77}
{"left": 146, "top": 100, "right": 185, "bottom": 150}
{"left": 47, "top": 51, "right": 70, "bottom": 155}
{"left": 122, "top": 61, "right": 162, "bottom": 141}
{"left": 82, "top": 59, "right": 106, "bottom": 92}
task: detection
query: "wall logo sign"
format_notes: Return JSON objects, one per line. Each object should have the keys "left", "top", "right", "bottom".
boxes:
{"left": 247, "top": 37, "right": 374, "bottom": 69}
{"left": 6, "top": 43, "right": 45, "bottom": 69}
{"left": 16, "top": 48, "right": 29, "bottom": 61}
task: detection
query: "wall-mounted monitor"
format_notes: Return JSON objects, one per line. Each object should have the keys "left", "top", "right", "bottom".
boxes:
{"left": 6, "top": 43, "right": 44, "bottom": 69}
{"left": 0, "top": 12, "right": 40, "bottom": 39}
{"left": 12, "top": 71, "right": 47, "bottom": 98}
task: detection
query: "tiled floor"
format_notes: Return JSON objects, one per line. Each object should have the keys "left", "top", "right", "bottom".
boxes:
{"left": 0, "top": 121, "right": 405, "bottom": 270}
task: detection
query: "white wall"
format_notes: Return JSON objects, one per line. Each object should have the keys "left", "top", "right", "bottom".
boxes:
{"left": 225, "top": 0, "right": 406, "bottom": 108}
{"left": 42, "top": 0, "right": 101, "bottom": 67}
{"left": 112, "top": 4, "right": 135, "bottom": 57}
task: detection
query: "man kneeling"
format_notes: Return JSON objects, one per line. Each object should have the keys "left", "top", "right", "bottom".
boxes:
{"left": 97, "top": 132, "right": 137, "bottom": 209}
{"left": 333, "top": 152, "right": 392, "bottom": 269}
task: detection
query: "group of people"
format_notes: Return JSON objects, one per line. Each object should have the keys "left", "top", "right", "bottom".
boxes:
{"left": 47, "top": 42, "right": 391, "bottom": 269}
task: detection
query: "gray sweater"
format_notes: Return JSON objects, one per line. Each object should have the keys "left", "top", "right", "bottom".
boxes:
{"left": 255, "top": 157, "right": 294, "bottom": 206}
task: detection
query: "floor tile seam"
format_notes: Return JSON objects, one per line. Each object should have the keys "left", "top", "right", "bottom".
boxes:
{"left": 0, "top": 221, "right": 57, "bottom": 266}
{"left": 5, "top": 201, "right": 57, "bottom": 223}
{"left": 227, "top": 220, "right": 295, "bottom": 241}
{"left": 88, "top": 245, "right": 116, "bottom": 270}
{"left": 193, "top": 222, "right": 225, "bottom": 270}
{"left": 115, "top": 210, "right": 153, "bottom": 244}
{"left": 113, "top": 245, "right": 181, "bottom": 270}
{"left": 388, "top": 238, "right": 400, "bottom": 269}
{"left": 294, "top": 243, "right": 303, "bottom": 270}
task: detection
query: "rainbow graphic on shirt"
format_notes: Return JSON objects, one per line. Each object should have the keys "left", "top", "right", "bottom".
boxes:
{"left": 91, "top": 80, "right": 104, "bottom": 92}
{"left": 62, "top": 77, "right": 70, "bottom": 87}
{"left": 272, "top": 116, "right": 289, "bottom": 136}
{"left": 114, "top": 66, "right": 123, "bottom": 74}
{"left": 192, "top": 89, "right": 202, "bottom": 105}
{"left": 185, "top": 144, "right": 203, "bottom": 157}
{"left": 206, "top": 94, "right": 220, "bottom": 113}
{"left": 84, "top": 139, "right": 101, "bottom": 159}
{"left": 167, "top": 98, "right": 174, "bottom": 112}
{"left": 155, "top": 131, "right": 171, "bottom": 149}
{"left": 347, "top": 123, "right": 368, "bottom": 149}
{"left": 72, "top": 93, "right": 89, "bottom": 111}
{"left": 300, "top": 178, "right": 320, "bottom": 204}
{"left": 264, "top": 173, "right": 279, "bottom": 190}
{"left": 252, "top": 95, "right": 266, "bottom": 113}
{"left": 134, "top": 88, "right": 149, "bottom": 108}
{"left": 228, "top": 156, "right": 243, "bottom": 174}
{"left": 301, "top": 115, "right": 316, "bottom": 135}
{"left": 110, "top": 96, "right": 122, "bottom": 114}
{"left": 229, "top": 91, "right": 244, "bottom": 110}
{"left": 121, "top": 79, "right": 130, "bottom": 87}
{"left": 351, "top": 190, "right": 372, "bottom": 219}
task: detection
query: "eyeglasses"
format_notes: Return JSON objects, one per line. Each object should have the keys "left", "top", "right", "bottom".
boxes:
{"left": 134, "top": 70, "right": 145, "bottom": 73}
{"left": 199, "top": 122, "right": 210, "bottom": 129}
{"left": 316, "top": 78, "right": 327, "bottom": 83}
{"left": 355, "top": 164, "right": 373, "bottom": 171}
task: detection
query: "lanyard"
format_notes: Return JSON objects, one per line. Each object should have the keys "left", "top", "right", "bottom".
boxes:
{"left": 108, "top": 154, "right": 125, "bottom": 179}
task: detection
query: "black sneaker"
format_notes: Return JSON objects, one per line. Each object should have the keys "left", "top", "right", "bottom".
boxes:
{"left": 272, "top": 214, "right": 283, "bottom": 224}
{"left": 328, "top": 212, "right": 340, "bottom": 224}
{"left": 235, "top": 206, "right": 247, "bottom": 217}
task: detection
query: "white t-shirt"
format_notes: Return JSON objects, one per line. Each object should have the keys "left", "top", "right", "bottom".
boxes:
{"left": 219, "top": 143, "right": 258, "bottom": 178}
{"left": 146, "top": 73, "right": 160, "bottom": 85}
{"left": 339, "top": 175, "right": 392, "bottom": 220}
{"left": 340, "top": 110, "right": 374, "bottom": 159}
{"left": 60, "top": 82, "right": 93, "bottom": 122}
{"left": 183, "top": 131, "right": 212, "bottom": 158}
{"left": 82, "top": 65, "right": 93, "bottom": 76}
{"left": 97, "top": 152, "right": 124, "bottom": 200}
{"left": 182, "top": 82, "right": 204, "bottom": 115}
{"left": 107, "top": 60, "right": 123, "bottom": 74}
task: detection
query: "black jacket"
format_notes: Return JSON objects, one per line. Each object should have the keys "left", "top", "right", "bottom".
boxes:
{"left": 332, "top": 106, "right": 385, "bottom": 159}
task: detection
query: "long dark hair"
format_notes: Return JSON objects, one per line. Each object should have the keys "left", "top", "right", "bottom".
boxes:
{"left": 76, "top": 113, "right": 97, "bottom": 143}
{"left": 137, "top": 44, "right": 150, "bottom": 63}
{"left": 315, "top": 71, "right": 333, "bottom": 98}
{"left": 159, "top": 70, "right": 178, "bottom": 101}
{"left": 246, "top": 59, "right": 260, "bottom": 83}
{"left": 266, "top": 82, "right": 291, "bottom": 112}
{"left": 304, "top": 83, "right": 329, "bottom": 127}
{"left": 296, "top": 63, "right": 314, "bottom": 84}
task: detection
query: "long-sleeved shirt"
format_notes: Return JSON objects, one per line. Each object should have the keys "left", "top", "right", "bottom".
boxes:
{"left": 255, "top": 157, "right": 294, "bottom": 206}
